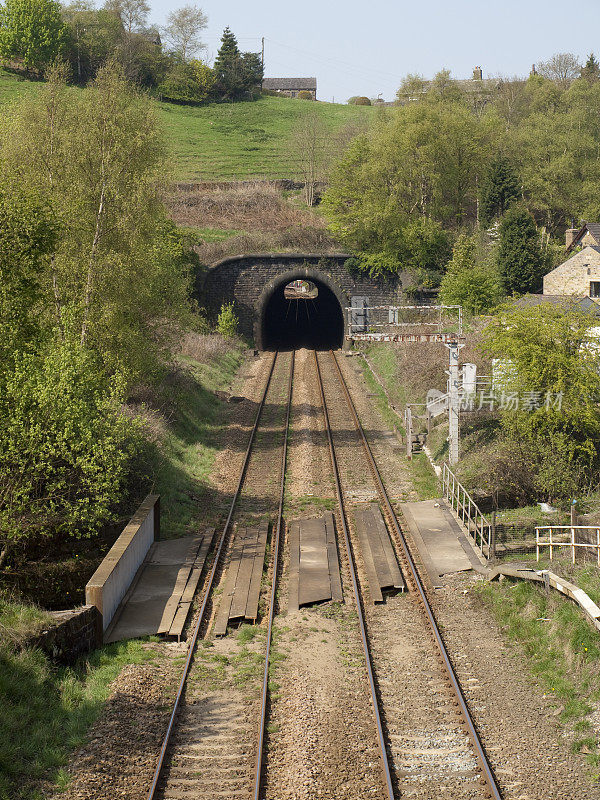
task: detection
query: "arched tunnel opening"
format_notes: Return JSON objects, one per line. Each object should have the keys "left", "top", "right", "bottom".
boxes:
{"left": 260, "top": 276, "right": 345, "bottom": 350}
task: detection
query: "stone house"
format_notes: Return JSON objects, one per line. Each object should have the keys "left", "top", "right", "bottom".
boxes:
{"left": 543, "top": 223, "right": 600, "bottom": 297}
{"left": 262, "top": 77, "right": 317, "bottom": 99}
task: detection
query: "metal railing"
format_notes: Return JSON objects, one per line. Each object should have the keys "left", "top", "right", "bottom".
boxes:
{"left": 442, "top": 463, "right": 493, "bottom": 558}
{"left": 536, "top": 526, "right": 600, "bottom": 565}
{"left": 346, "top": 304, "right": 463, "bottom": 338}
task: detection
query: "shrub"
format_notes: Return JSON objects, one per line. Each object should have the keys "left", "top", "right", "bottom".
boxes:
{"left": 298, "top": 90, "right": 313, "bottom": 100}
{"left": 439, "top": 234, "right": 503, "bottom": 315}
{"left": 0, "top": 338, "right": 143, "bottom": 553}
{"left": 348, "top": 96, "right": 371, "bottom": 105}
{"left": 216, "top": 303, "right": 238, "bottom": 337}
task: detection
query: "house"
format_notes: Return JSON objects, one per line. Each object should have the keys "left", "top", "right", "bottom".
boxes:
{"left": 396, "top": 67, "right": 501, "bottom": 106}
{"left": 262, "top": 77, "right": 317, "bottom": 99}
{"left": 565, "top": 222, "right": 600, "bottom": 252}
{"left": 543, "top": 223, "right": 600, "bottom": 297}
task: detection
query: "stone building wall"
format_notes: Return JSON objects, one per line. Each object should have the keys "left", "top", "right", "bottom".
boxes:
{"left": 199, "top": 253, "right": 405, "bottom": 346}
{"left": 543, "top": 247, "right": 600, "bottom": 296}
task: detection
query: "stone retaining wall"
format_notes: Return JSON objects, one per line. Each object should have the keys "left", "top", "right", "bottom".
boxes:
{"left": 29, "top": 605, "right": 101, "bottom": 665}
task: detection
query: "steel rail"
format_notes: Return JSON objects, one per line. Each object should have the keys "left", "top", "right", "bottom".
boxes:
{"left": 253, "top": 350, "right": 295, "bottom": 800}
{"left": 146, "top": 351, "right": 280, "bottom": 800}
{"left": 313, "top": 350, "right": 395, "bottom": 800}
{"left": 328, "top": 350, "right": 503, "bottom": 800}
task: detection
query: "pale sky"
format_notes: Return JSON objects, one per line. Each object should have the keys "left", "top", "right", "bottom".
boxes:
{"left": 149, "top": 0, "right": 600, "bottom": 102}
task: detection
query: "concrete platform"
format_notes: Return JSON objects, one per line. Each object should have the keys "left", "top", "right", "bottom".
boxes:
{"left": 400, "top": 499, "right": 483, "bottom": 588}
{"left": 105, "top": 533, "right": 213, "bottom": 643}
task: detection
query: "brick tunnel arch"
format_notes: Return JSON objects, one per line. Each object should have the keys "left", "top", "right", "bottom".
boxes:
{"left": 255, "top": 267, "right": 347, "bottom": 351}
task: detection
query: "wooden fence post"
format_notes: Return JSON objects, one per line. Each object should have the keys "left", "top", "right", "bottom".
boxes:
{"left": 490, "top": 511, "right": 497, "bottom": 559}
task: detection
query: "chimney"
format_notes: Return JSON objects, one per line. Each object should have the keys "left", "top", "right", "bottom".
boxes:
{"left": 565, "top": 228, "right": 580, "bottom": 249}
{"left": 531, "top": 64, "right": 537, "bottom": 76}
{"left": 472, "top": 66, "right": 483, "bottom": 81}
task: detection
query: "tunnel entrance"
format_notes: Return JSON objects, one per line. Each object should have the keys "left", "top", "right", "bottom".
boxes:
{"left": 260, "top": 275, "right": 345, "bottom": 350}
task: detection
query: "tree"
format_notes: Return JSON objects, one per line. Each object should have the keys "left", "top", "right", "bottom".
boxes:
{"left": 396, "top": 73, "right": 426, "bottom": 100}
{"left": 581, "top": 52, "right": 600, "bottom": 83}
{"left": 439, "top": 234, "right": 503, "bottom": 315}
{"left": 479, "top": 155, "right": 521, "bottom": 227}
{"left": 163, "top": 4, "right": 207, "bottom": 62}
{"left": 0, "top": 186, "right": 57, "bottom": 364}
{"left": 482, "top": 303, "right": 600, "bottom": 500}
{"left": 497, "top": 205, "right": 545, "bottom": 294}
{"left": 0, "top": 339, "right": 141, "bottom": 552}
{"left": 293, "top": 106, "right": 329, "bottom": 206}
{"left": 103, "top": 0, "right": 149, "bottom": 35}
{"left": 537, "top": 52, "right": 581, "bottom": 88}
{"left": 429, "top": 68, "right": 463, "bottom": 101}
{"left": 0, "top": 0, "right": 67, "bottom": 72}
{"left": 323, "top": 100, "right": 484, "bottom": 251}
{"left": 62, "top": 3, "right": 124, "bottom": 83}
{"left": 0, "top": 61, "right": 192, "bottom": 382}
{"left": 212, "top": 26, "right": 262, "bottom": 99}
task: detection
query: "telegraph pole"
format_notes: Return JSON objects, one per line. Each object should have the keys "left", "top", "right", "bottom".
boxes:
{"left": 261, "top": 37, "right": 264, "bottom": 68}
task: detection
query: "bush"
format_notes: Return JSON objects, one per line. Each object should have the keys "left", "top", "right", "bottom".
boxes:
{"left": 298, "top": 90, "right": 313, "bottom": 100}
{"left": 439, "top": 233, "right": 503, "bottom": 315}
{"left": 216, "top": 303, "right": 238, "bottom": 337}
{"left": 348, "top": 96, "right": 371, "bottom": 105}
{"left": 0, "top": 338, "right": 143, "bottom": 552}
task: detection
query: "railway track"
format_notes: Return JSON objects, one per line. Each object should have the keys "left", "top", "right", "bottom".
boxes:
{"left": 146, "top": 346, "right": 502, "bottom": 800}
{"left": 314, "top": 349, "right": 502, "bottom": 800}
{"left": 147, "top": 350, "right": 294, "bottom": 800}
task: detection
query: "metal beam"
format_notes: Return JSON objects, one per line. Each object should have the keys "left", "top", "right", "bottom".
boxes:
{"left": 346, "top": 333, "right": 466, "bottom": 344}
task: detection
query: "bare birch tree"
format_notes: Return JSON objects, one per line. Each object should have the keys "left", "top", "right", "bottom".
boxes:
{"left": 537, "top": 53, "right": 581, "bottom": 88}
{"left": 163, "top": 4, "right": 208, "bottom": 62}
{"left": 293, "top": 107, "right": 330, "bottom": 207}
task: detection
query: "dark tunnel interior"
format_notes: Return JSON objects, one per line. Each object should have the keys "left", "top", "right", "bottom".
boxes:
{"left": 261, "top": 279, "right": 345, "bottom": 350}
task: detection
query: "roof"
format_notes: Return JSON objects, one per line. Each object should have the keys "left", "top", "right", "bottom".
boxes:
{"left": 566, "top": 222, "right": 600, "bottom": 253}
{"left": 262, "top": 77, "right": 317, "bottom": 90}
{"left": 513, "top": 294, "right": 600, "bottom": 315}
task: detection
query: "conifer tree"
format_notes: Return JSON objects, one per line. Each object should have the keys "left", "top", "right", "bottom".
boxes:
{"left": 581, "top": 52, "right": 600, "bottom": 83}
{"left": 497, "top": 205, "right": 545, "bottom": 294}
{"left": 213, "top": 26, "right": 262, "bottom": 99}
{"left": 479, "top": 155, "right": 521, "bottom": 227}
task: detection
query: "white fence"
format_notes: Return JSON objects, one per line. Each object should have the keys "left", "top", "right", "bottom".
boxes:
{"left": 442, "top": 463, "right": 493, "bottom": 558}
{"left": 535, "top": 526, "right": 600, "bottom": 565}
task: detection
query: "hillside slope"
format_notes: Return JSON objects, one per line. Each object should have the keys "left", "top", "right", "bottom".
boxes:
{"left": 0, "top": 70, "right": 374, "bottom": 181}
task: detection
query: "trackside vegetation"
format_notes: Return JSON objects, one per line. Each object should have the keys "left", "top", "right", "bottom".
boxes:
{"left": 0, "top": 62, "right": 196, "bottom": 573}
{"left": 475, "top": 564, "right": 600, "bottom": 776}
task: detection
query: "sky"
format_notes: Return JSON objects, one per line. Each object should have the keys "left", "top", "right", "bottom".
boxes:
{"left": 150, "top": 0, "right": 600, "bottom": 102}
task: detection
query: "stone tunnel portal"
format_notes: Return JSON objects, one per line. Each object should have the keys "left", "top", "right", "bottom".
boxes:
{"left": 259, "top": 273, "right": 345, "bottom": 351}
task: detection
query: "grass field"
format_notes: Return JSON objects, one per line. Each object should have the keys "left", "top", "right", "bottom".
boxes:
{"left": 157, "top": 94, "right": 374, "bottom": 180}
{"left": 0, "top": 69, "right": 375, "bottom": 181}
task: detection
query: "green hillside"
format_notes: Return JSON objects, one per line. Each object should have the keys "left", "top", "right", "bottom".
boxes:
{"left": 0, "top": 69, "right": 374, "bottom": 181}
{"left": 157, "top": 94, "right": 374, "bottom": 181}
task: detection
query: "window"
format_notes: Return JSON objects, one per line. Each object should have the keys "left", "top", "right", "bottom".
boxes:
{"left": 590, "top": 281, "right": 600, "bottom": 298}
